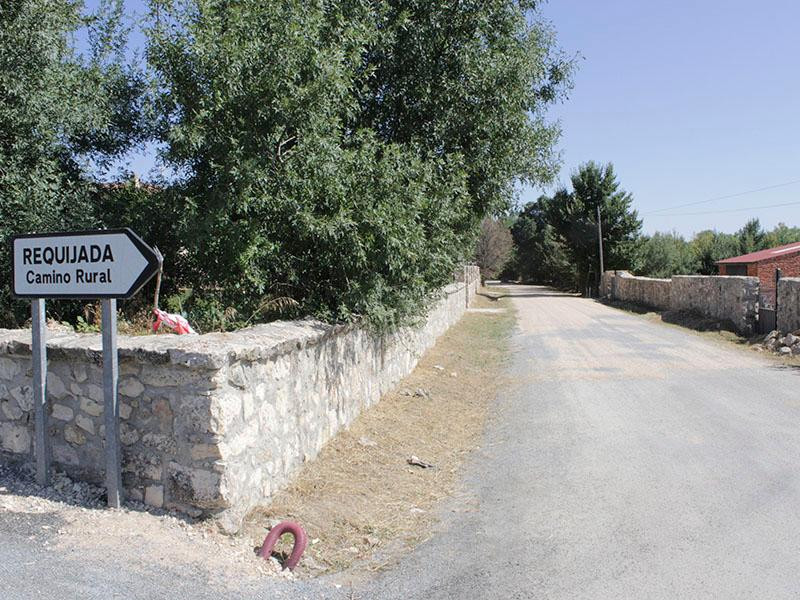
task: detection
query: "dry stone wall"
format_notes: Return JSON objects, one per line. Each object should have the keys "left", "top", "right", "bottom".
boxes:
{"left": 778, "top": 277, "right": 800, "bottom": 333}
{"left": 670, "top": 275, "right": 759, "bottom": 335}
{"left": 602, "top": 270, "right": 759, "bottom": 335}
{"left": 613, "top": 271, "right": 671, "bottom": 311}
{"left": 0, "top": 267, "right": 480, "bottom": 532}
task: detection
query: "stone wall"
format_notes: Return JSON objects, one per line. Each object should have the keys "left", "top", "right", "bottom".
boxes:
{"left": 0, "top": 266, "right": 480, "bottom": 531}
{"left": 600, "top": 271, "right": 615, "bottom": 298}
{"left": 602, "top": 270, "right": 760, "bottom": 335}
{"left": 670, "top": 275, "right": 759, "bottom": 335}
{"left": 613, "top": 271, "right": 671, "bottom": 311}
{"left": 778, "top": 277, "right": 800, "bottom": 333}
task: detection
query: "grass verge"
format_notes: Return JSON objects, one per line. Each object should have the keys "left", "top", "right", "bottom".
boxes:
{"left": 239, "top": 289, "right": 515, "bottom": 577}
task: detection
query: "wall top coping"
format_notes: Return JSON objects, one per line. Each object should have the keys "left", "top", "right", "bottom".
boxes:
{"left": 671, "top": 275, "right": 758, "bottom": 282}
{"left": 0, "top": 282, "right": 466, "bottom": 369}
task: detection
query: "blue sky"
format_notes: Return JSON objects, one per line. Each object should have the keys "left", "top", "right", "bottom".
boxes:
{"left": 86, "top": 1, "right": 800, "bottom": 237}
{"left": 528, "top": 0, "right": 800, "bottom": 235}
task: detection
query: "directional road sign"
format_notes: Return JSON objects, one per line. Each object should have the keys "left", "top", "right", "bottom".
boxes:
{"left": 12, "top": 228, "right": 161, "bottom": 299}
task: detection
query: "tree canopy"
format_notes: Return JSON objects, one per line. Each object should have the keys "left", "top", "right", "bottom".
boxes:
{"left": 0, "top": 0, "right": 144, "bottom": 325}
{"left": 143, "top": 0, "right": 572, "bottom": 329}
{"left": 542, "top": 162, "right": 642, "bottom": 291}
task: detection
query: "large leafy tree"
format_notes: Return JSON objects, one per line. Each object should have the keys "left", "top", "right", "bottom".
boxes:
{"left": 690, "top": 230, "right": 740, "bottom": 275}
{"left": 634, "top": 232, "right": 696, "bottom": 279}
{"left": 0, "top": 0, "right": 145, "bottom": 325}
{"left": 507, "top": 198, "right": 572, "bottom": 285}
{"left": 543, "top": 162, "right": 641, "bottom": 292}
{"left": 145, "top": 0, "right": 571, "bottom": 329}
{"left": 763, "top": 223, "right": 800, "bottom": 248}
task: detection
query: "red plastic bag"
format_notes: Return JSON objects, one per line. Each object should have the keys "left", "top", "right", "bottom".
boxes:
{"left": 153, "top": 308, "right": 197, "bottom": 335}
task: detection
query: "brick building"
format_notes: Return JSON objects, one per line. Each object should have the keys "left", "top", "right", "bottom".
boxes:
{"left": 717, "top": 242, "right": 800, "bottom": 308}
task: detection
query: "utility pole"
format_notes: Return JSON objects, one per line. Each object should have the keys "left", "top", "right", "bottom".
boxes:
{"left": 597, "top": 204, "right": 604, "bottom": 276}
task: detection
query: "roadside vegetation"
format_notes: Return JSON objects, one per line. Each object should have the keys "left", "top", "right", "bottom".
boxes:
{"left": 241, "top": 290, "right": 515, "bottom": 576}
{"left": 485, "top": 160, "right": 800, "bottom": 292}
{"left": 0, "top": 0, "right": 573, "bottom": 332}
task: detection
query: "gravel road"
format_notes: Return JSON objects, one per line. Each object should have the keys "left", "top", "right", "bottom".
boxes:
{"left": 360, "top": 284, "right": 800, "bottom": 599}
{"left": 4, "top": 284, "right": 800, "bottom": 599}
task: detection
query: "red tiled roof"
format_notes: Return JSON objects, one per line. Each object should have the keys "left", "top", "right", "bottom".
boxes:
{"left": 716, "top": 242, "right": 800, "bottom": 264}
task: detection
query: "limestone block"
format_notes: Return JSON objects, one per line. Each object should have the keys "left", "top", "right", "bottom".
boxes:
{"left": 75, "top": 413, "right": 94, "bottom": 434}
{"left": 80, "top": 397, "right": 103, "bottom": 417}
{"left": 139, "top": 367, "right": 198, "bottom": 388}
{"left": 46, "top": 372, "right": 68, "bottom": 399}
{"left": 119, "top": 378, "right": 145, "bottom": 398}
{"left": 86, "top": 384, "right": 104, "bottom": 402}
{"left": 168, "top": 462, "right": 227, "bottom": 509}
{"left": 1, "top": 398, "right": 23, "bottom": 420}
{"left": 191, "top": 444, "right": 222, "bottom": 461}
{"left": 0, "top": 357, "right": 20, "bottom": 380}
{"left": 72, "top": 363, "right": 88, "bottom": 383}
{"left": 0, "top": 422, "right": 30, "bottom": 453}
{"left": 64, "top": 424, "right": 85, "bottom": 446}
{"left": 144, "top": 485, "right": 164, "bottom": 508}
{"left": 119, "top": 402, "right": 132, "bottom": 420}
{"left": 51, "top": 404, "right": 74, "bottom": 421}
{"left": 9, "top": 386, "right": 33, "bottom": 411}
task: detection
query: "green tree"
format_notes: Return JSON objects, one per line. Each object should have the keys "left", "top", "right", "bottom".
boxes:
{"left": 634, "top": 232, "right": 696, "bottom": 278}
{"left": 0, "top": 0, "right": 145, "bottom": 325}
{"left": 736, "top": 218, "right": 765, "bottom": 254}
{"left": 762, "top": 222, "right": 800, "bottom": 248}
{"left": 543, "top": 162, "right": 642, "bottom": 292}
{"left": 507, "top": 199, "right": 572, "bottom": 285}
{"left": 145, "top": 0, "right": 571, "bottom": 329}
{"left": 690, "top": 230, "right": 740, "bottom": 274}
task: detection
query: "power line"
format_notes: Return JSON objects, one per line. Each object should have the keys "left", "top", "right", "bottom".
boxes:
{"left": 642, "top": 178, "right": 800, "bottom": 215}
{"left": 648, "top": 199, "right": 800, "bottom": 217}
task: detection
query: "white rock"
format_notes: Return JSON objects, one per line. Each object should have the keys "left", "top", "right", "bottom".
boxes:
{"left": 0, "top": 358, "right": 20, "bottom": 380}
{"left": 144, "top": 485, "right": 164, "bottom": 508}
{"left": 80, "top": 397, "right": 103, "bottom": 417}
{"left": 75, "top": 413, "right": 94, "bottom": 434}
{"left": 86, "top": 384, "right": 104, "bottom": 402}
{"left": 119, "top": 402, "right": 132, "bottom": 420}
{"left": 51, "top": 404, "right": 74, "bottom": 421}
{"left": 119, "top": 378, "right": 145, "bottom": 398}
{"left": 9, "top": 386, "right": 33, "bottom": 411}
{"left": 1, "top": 398, "right": 23, "bottom": 420}
{"left": 46, "top": 373, "right": 68, "bottom": 399}
{"left": 0, "top": 422, "right": 30, "bottom": 453}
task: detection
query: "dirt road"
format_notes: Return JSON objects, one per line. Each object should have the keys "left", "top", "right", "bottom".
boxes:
{"left": 360, "top": 284, "right": 800, "bottom": 599}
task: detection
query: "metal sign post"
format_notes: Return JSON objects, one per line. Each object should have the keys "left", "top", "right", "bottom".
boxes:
{"left": 31, "top": 299, "right": 50, "bottom": 485}
{"left": 12, "top": 228, "right": 160, "bottom": 507}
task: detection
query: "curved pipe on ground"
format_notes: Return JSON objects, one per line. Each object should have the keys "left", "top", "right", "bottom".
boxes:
{"left": 258, "top": 520, "right": 308, "bottom": 571}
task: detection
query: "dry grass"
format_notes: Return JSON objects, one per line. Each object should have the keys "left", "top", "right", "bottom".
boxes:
{"left": 239, "top": 289, "right": 515, "bottom": 577}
